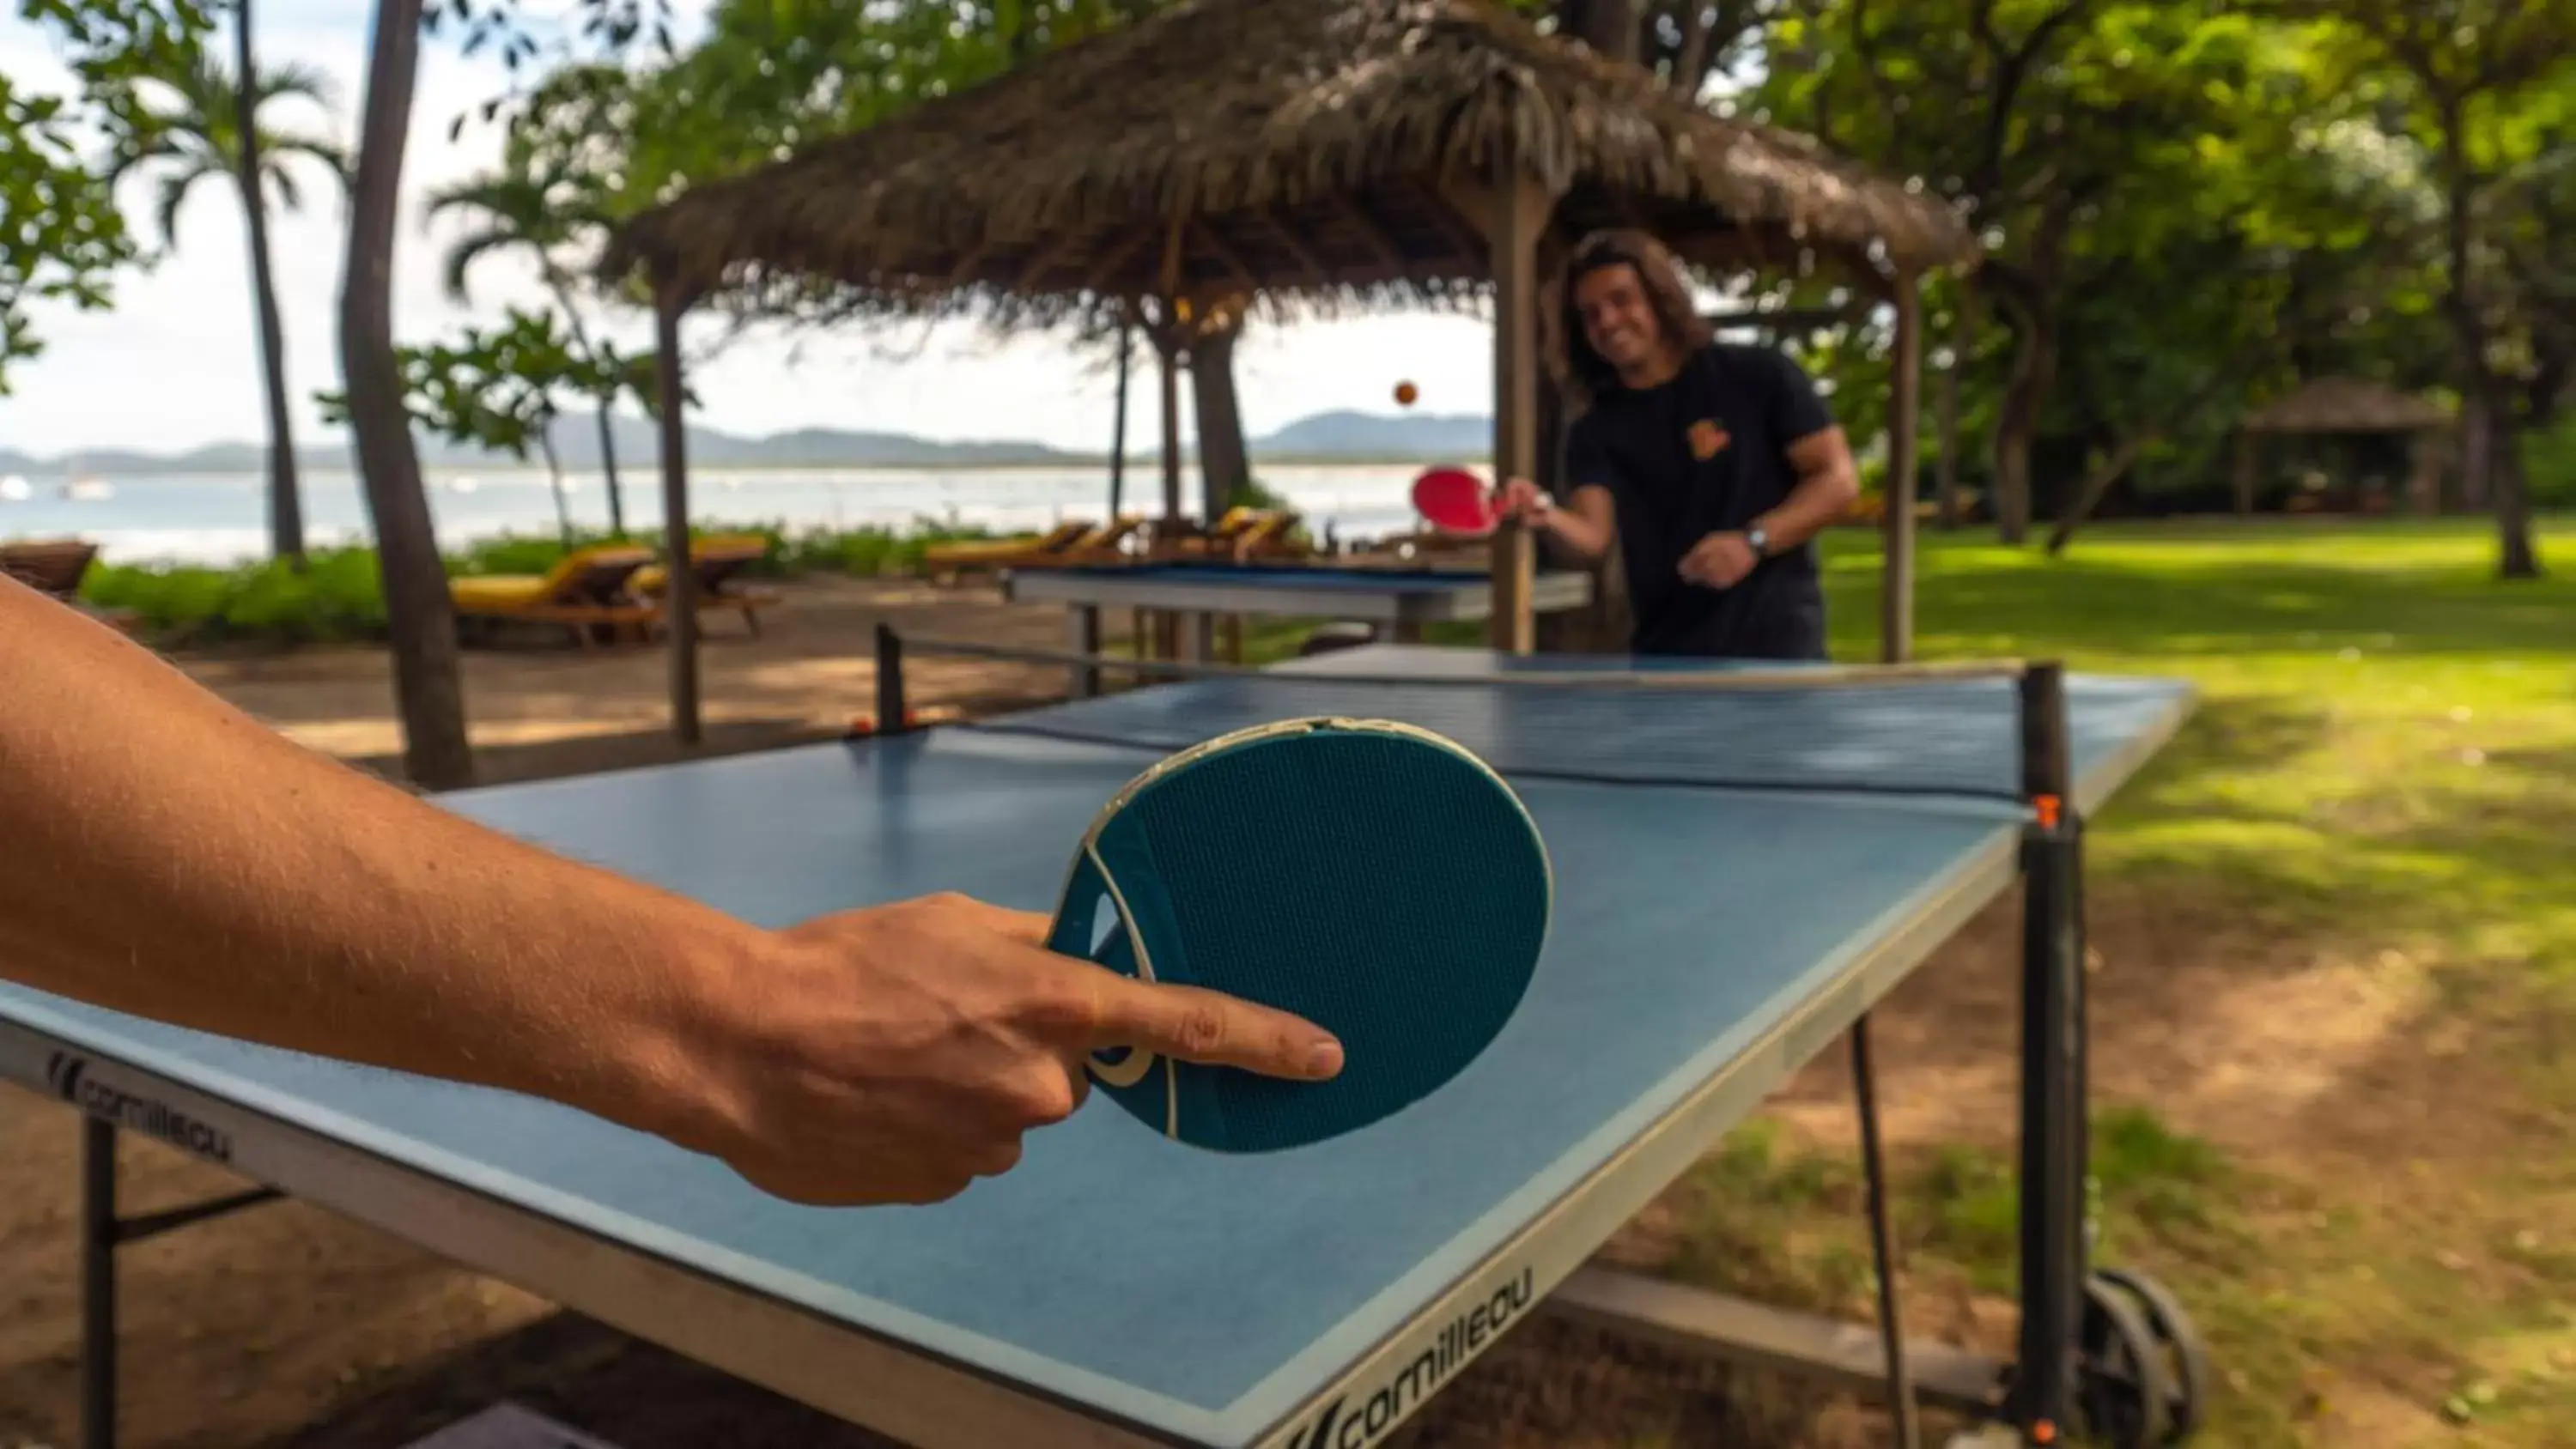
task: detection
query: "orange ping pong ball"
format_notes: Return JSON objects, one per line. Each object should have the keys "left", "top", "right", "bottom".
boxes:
{"left": 1394, "top": 380, "right": 1419, "bottom": 407}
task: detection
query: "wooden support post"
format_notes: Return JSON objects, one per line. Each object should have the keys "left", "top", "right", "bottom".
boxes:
{"left": 1880, "top": 276, "right": 1923, "bottom": 665}
{"left": 1157, "top": 316, "right": 1184, "bottom": 524}
{"left": 1109, "top": 306, "right": 1133, "bottom": 518}
{"left": 653, "top": 276, "right": 700, "bottom": 745}
{"left": 1157, "top": 215, "right": 1188, "bottom": 528}
{"left": 2233, "top": 431, "right": 2256, "bottom": 517}
{"left": 1479, "top": 158, "right": 1554, "bottom": 655}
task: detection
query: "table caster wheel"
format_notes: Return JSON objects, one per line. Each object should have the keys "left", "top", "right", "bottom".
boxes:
{"left": 2096, "top": 1267, "right": 2210, "bottom": 1440}
{"left": 2079, "top": 1269, "right": 2206, "bottom": 1446}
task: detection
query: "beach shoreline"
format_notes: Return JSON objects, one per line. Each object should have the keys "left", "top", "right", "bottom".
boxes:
{"left": 2, "top": 460, "right": 1437, "bottom": 569}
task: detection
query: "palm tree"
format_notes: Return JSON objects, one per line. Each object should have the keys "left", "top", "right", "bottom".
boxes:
{"left": 427, "top": 156, "right": 629, "bottom": 536}
{"left": 112, "top": 23, "right": 349, "bottom": 565}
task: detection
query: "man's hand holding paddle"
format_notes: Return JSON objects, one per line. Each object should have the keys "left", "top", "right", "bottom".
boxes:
{"left": 656, "top": 893, "right": 1347, "bottom": 1207}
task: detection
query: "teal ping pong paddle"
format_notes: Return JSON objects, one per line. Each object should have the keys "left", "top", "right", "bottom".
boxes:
{"left": 1046, "top": 717, "right": 1551, "bottom": 1153}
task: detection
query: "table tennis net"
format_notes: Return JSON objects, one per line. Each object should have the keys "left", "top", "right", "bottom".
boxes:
{"left": 954, "top": 670, "right": 2047, "bottom": 806}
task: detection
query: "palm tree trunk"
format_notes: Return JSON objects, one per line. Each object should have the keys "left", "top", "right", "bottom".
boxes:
{"left": 539, "top": 428, "right": 573, "bottom": 550}
{"left": 341, "top": 0, "right": 473, "bottom": 789}
{"left": 592, "top": 401, "right": 625, "bottom": 536}
{"left": 1109, "top": 311, "right": 1131, "bottom": 517}
{"left": 233, "top": 0, "right": 305, "bottom": 566}
{"left": 548, "top": 279, "right": 625, "bottom": 536}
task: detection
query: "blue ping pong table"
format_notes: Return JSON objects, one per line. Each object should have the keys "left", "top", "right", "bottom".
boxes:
{"left": 0, "top": 640, "right": 2204, "bottom": 1449}
{"left": 1002, "top": 562, "right": 1596, "bottom": 691}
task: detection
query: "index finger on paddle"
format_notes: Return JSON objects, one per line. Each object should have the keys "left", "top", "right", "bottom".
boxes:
{"left": 1084, "top": 974, "right": 1345, "bottom": 1081}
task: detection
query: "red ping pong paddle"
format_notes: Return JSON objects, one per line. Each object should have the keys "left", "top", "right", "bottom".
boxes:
{"left": 1411, "top": 467, "right": 1498, "bottom": 538}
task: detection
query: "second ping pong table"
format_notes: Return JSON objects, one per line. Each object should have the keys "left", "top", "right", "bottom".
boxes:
{"left": 1001, "top": 561, "right": 1597, "bottom": 690}
{"left": 0, "top": 639, "right": 2208, "bottom": 1449}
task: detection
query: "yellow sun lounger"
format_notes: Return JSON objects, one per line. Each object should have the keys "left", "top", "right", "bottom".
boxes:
{"left": 1153, "top": 506, "right": 1299, "bottom": 560}
{"left": 1050, "top": 514, "right": 1147, "bottom": 563}
{"left": 450, "top": 543, "right": 659, "bottom": 647}
{"left": 1228, "top": 510, "right": 1308, "bottom": 559}
{"left": 923, "top": 520, "right": 1096, "bottom": 574}
{"left": 927, "top": 516, "right": 1144, "bottom": 578}
{"left": 632, "top": 534, "right": 785, "bottom": 637}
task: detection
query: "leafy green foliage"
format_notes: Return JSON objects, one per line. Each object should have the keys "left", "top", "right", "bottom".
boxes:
{"left": 77, "top": 518, "right": 1003, "bottom": 642}
{"left": 101, "top": 46, "right": 350, "bottom": 248}
{"left": 17, "top": 0, "right": 204, "bottom": 88}
{"left": 82, "top": 546, "right": 390, "bottom": 643}
{"left": 2527, "top": 411, "right": 2576, "bottom": 507}
{"left": 313, "top": 310, "right": 665, "bottom": 464}
{"left": 1737, "top": 1, "right": 2528, "bottom": 532}
{"left": 2, "top": 0, "right": 216, "bottom": 388}
{"left": 0, "top": 76, "right": 136, "bottom": 390}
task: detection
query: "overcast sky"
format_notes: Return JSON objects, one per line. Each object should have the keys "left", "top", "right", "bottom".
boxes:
{"left": 0, "top": 1, "right": 1499, "bottom": 459}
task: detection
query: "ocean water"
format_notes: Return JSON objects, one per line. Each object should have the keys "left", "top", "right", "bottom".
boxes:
{"left": 0, "top": 463, "right": 1444, "bottom": 567}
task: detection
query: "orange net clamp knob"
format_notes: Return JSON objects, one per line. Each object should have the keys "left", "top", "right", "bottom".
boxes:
{"left": 2031, "top": 1421, "right": 2058, "bottom": 1445}
{"left": 2032, "top": 794, "right": 2063, "bottom": 829}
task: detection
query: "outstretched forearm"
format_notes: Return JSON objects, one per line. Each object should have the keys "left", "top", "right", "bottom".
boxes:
{"left": 0, "top": 579, "right": 750, "bottom": 1140}
{"left": 1535, "top": 484, "right": 1619, "bottom": 564}
{"left": 1755, "top": 428, "right": 1862, "bottom": 549}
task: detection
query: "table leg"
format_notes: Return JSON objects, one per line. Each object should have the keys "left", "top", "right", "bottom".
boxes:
{"left": 1178, "top": 612, "right": 1215, "bottom": 664}
{"left": 82, "top": 1118, "right": 116, "bottom": 1449}
{"left": 1066, "top": 606, "right": 1101, "bottom": 700}
{"left": 2015, "top": 666, "right": 2085, "bottom": 1440}
{"left": 1852, "top": 1017, "right": 1921, "bottom": 1449}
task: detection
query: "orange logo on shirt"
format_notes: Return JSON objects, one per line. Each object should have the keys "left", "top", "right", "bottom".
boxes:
{"left": 1688, "top": 420, "right": 1730, "bottom": 460}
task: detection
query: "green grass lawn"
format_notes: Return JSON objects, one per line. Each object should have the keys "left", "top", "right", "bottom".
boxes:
{"left": 1302, "top": 515, "right": 2572, "bottom": 1446}
{"left": 91, "top": 511, "right": 2567, "bottom": 1443}
{"left": 1777, "top": 517, "right": 2575, "bottom": 1446}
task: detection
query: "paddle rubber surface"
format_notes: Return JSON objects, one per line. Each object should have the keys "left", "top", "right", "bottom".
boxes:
{"left": 1410, "top": 467, "right": 1497, "bottom": 537}
{"left": 1047, "top": 718, "right": 1551, "bottom": 1153}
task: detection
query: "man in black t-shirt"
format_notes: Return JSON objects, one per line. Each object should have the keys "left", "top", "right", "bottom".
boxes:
{"left": 1496, "top": 229, "right": 1860, "bottom": 659}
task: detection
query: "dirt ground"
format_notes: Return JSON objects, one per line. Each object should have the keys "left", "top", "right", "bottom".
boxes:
{"left": 168, "top": 574, "right": 1092, "bottom": 786}
{"left": 0, "top": 576, "right": 2500, "bottom": 1448}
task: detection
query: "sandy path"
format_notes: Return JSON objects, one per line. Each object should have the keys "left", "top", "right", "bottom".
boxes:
{"left": 0, "top": 577, "right": 1123, "bottom": 1449}
{"left": 173, "top": 575, "right": 1097, "bottom": 785}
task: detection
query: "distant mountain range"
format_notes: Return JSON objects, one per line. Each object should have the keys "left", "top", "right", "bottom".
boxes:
{"left": 0, "top": 409, "right": 1495, "bottom": 477}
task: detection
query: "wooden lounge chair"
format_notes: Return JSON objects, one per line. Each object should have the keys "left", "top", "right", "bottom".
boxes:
{"left": 450, "top": 543, "right": 659, "bottom": 647}
{"left": 1147, "top": 506, "right": 1267, "bottom": 560}
{"left": 923, "top": 519, "right": 1097, "bottom": 579}
{"left": 1054, "top": 514, "right": 1147, "bottom": 564}
{"left": 3, "top": 537, "right": 142, "bottom": 635}
{"left": 1227, "top": 510, "right": 1309, "bottom": 561}
{"left": 2, "top": 537, "right": 98, "bottom": 599}
{"left": 632, "top": 534, "right": 785, "bottom": 636}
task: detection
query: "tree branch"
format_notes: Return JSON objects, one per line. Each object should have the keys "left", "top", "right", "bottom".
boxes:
{"left": 1847, "top": 0, "right": 1905, "bottom": 139}
{"left": 1973, "top": 0, "right": 2094, "bottom": 201}
{"left": 1670, "top": 0, "right": 1715, "bottom": 96}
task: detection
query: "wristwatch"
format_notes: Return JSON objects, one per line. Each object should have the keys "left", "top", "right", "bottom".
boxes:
{"left": 1744, "top": 524, "right": 1771, "bottom": 558}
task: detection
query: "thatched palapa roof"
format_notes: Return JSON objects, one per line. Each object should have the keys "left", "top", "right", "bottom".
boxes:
{"left": 2241, "top": 377, "right": 2454, "bottom": 434}
{"left": 600, "top": 0, "right": 1978, "bottom": 327}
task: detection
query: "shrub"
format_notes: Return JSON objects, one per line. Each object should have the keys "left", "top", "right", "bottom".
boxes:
{"left": 74, "top": 518, "right": 1005, "bottom": 645}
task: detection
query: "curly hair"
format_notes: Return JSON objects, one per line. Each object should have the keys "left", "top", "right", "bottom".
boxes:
{"left": 1547, "top": 228, "right": 1712, "bottom": 410}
